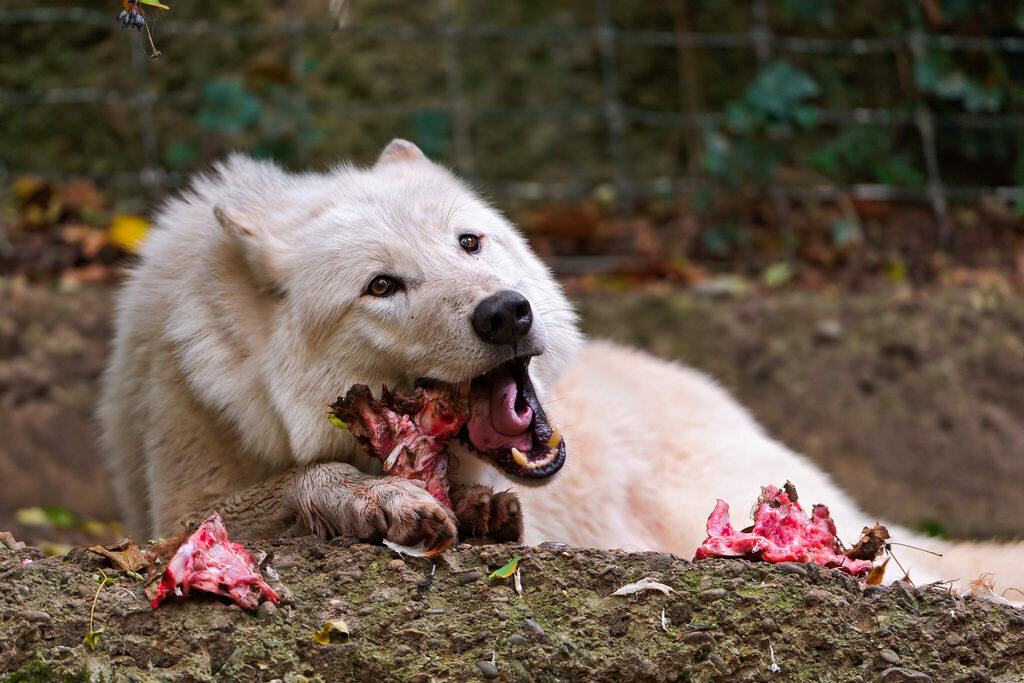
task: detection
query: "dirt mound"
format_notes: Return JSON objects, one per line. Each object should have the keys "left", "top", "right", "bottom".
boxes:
{"left": 3, "top": 538, "right": 1022, "bottom": 681}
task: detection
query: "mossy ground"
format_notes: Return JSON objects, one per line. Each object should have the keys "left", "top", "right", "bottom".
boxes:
{"left": 2, "top": 538, "right": 1023, "bottom": 682}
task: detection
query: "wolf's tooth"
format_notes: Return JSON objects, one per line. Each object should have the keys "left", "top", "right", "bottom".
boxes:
{"left": 545, "top": 424, "right": 562, "bottom": 448}
{"left": 511, "top": 447, "right": 528, "bottom": 467}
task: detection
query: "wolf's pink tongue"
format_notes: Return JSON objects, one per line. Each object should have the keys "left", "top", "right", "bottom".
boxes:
{"left": 467, "top": 369, "right": 534, "bottom": 452}
{"left": 490, "top": 373, "right": 534, "bottom": 436}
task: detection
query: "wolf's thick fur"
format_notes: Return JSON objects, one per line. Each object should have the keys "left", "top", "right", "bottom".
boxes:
{"left": 100, "top": 141, "right": 1024, "bottom": 593}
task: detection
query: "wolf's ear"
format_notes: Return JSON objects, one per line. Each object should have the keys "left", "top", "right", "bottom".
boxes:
{"left": 375, "top": 138, "right": 427, "bottom": 166}
{"left": 214, "top": 204, "right": 288, "bottom": 287}
{"left": 214, "top": 204, "right": 261, "bottom": 240}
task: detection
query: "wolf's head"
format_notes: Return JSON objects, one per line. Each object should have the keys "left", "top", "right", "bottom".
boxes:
{"left": 184, "top": 140, "right": 582, "bottom": 482}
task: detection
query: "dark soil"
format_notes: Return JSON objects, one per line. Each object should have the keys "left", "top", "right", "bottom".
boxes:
{"left": 2, "top": 537, "right": 1023, "bottom": 681}
{"left": 574, "top": 284, "right": 1024, "bottom": 540}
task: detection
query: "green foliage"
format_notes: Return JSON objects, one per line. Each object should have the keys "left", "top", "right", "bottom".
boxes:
{"left": 198, "top": 79, "right": 261, "bottom": 134}
{"left": 703, "top": 60, "right": 821, "bottom": 185}
{"left": 777, "top": 0, "right": 834, "bottom": 24}
{"left": 808, "top": 128, "right": 924, "bottom": 186}
{"left": 411, "top": 110, "right": 451, "bottom": 161}
{"left": 193, "top": 78, "right": 322, "bottom": 163}
{"left": 914, "top": 52, "right": 1003, "bottom": 113}
{"left": 918, "top": 519, "right": 950, "bottom": 540}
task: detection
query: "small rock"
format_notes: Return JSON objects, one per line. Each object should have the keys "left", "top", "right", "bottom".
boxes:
{"left": 509, "top": 634, "right": 528, "bottom": 646}
{"left": 388, "top": 559, "right": 406, "bottom": 571}
{"left": 876, "top": 668, "right": 932, "bottom": 683}
{"left": 777, "top": 562, "right": 808, "bottom": 576}
{"left": 681, "top": 632, "right": 717, "bottom": 648}
{"left": 523, "top": 619, "right": 546, "bottom": 638}
{"left": 395, "top": 645, "right": 414, "bottom": 657}
{"left": 457, "top": 571, "right": 482, "bottom": 585}
{"left": 77, "top": 584, "right": 95, "bottom": 597}
{"left": 257, "top": 601, "right": 278, "bottom": 621}
{"left": 879, "top": 648, "right": 900, "bottom": 665}
{"left": 18, "top": 610, "right": 51, "bottom": 623}
{"left": 699, "top": 588, "right": 727, "bottom": 601}
{"left": 424, "top": 608, "right": 444, "bottom": 615}
{"left": 409, "top": 674, "right": 431, "bottom": 683}
{"left": 274, "top": 557, "right": 301, "bottom": 570}
{"left": 815, "top": 318, "right": 842, "bottom": 342}
{"left": 475, "top": 661, "right": 499, "bottom": 679}
{"left": 804, "top": 589, "right": 834, "bottom": 606}
{"left": 761, "top": 618, "right": 777, "bottom": 633}
{"left": 944, "top": 633, "right": 960, "bottom": 647}
{"left": 313, "top": 587, "right": 331, "bottom": 598}
{"left": 357, "top": 606, "right": 376, "bottom": 616}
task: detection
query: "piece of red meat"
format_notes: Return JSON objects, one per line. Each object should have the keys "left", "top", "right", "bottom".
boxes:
{"left": 694, "top": 484, "right": 873, "bottom": 576}
{"left": 151, "top": 513, "right": 279, "bottom": 610}
{"left": 330, "top": 384, "right": 468, "bottom": 509}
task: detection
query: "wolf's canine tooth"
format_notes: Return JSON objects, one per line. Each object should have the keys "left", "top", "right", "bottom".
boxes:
{"left": 511, "top": 447, "right": 529, "bottom": 467}
{"left": 545, "top": 425, "right": 562, "bottom": 448}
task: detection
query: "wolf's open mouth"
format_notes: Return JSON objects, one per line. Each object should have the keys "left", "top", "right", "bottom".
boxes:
{"left": 334, "top": 356, "right": 564, "bottom": 487}
{"left": 459, "top": 355, "right": 565, "bottom": 479}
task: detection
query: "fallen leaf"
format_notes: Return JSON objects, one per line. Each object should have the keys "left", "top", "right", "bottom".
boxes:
{"left": 83, "top": 628, "right": 104, "bottom": 650}
{"left": 327, "top": 414, "right": 348, "bottom": 430}
{"left": 489, "top": 555, "right": 521, "bottom": 579}
{"left": 611, "top": 577, "right": 676, "bottom": 596}
{"left": 313, "top": 620, "right": 350, "bottom": 644}
{"left": 108, "top": 214, "right": 150, "bottom": 253}
{"left": 865, "top": 557, "right": 889, "bottom": 586}
{"left": 845, "top": 524, "right": 890, "bottom": 561}
{"left": 0, "top": 531, "right": 25, "bottom": 551}
{"left": 87, "top": 540, "right": 148, "bottom": 573}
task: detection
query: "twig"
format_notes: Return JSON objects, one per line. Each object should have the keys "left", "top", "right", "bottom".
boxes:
{"left": 143, "top": 20, "right": 161, "bottom": 59}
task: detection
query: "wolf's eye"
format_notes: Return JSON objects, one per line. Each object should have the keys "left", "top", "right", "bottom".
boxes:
{"left": 459, "top": 234, "right": 481, "bottom": 254}
{"left": 366, "top": 275, "right": 401, "bottom": 297}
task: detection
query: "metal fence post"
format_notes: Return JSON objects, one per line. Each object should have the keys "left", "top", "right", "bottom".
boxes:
{"left": 907, "top": 31, "right": 951, "bottom": 247}
{"left": 442, "top": 0, "right": 475, "bottom": 177}
{"left": 594, "top": 0, "right": 630, "bottom": 206}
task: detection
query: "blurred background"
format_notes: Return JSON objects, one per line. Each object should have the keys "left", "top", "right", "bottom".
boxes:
{"left": 2, "top": 1, "right": 1023, "bottom": 551}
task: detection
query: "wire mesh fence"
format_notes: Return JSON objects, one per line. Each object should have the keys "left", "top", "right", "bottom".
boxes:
{"left": 3, "top": 1, "right": 1024, "bottom": 241}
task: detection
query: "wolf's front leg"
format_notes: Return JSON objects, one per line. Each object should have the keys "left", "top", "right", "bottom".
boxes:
{"left": 184, "top": 462, "right": 457, "bottom": 552}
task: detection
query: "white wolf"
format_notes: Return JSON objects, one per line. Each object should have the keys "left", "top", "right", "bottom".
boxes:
{"left": 99, "top": 140, "right": 1023, "bottom": 593}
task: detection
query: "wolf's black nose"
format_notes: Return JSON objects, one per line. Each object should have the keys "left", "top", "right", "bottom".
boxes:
{"left": 472, "top": 290, "right": 533, "bottom": 346}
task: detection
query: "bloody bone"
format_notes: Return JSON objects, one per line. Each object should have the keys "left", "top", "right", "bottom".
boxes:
{"left": 151, "top": 513, "right": 279, "bottom": 610}
{"left": 694, "top": 483, "right": 874, "bottom": 576}
{"left": 329, "top": 383, "right": 469, "bottom": 509}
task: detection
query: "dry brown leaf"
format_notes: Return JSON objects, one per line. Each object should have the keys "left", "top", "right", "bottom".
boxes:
{"left": 86, "top": 539, "right": 148, "bottom": 573}
{"left": 846, "top": 524, "right": 890, "bottom": 561}
{"left": 865, "top": 557, "right": 889, "bottom": 586}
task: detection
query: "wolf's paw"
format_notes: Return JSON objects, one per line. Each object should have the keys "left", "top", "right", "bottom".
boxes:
{"left": 291, "top": 464, "right": 456, "bottom": 554}
{"left": 451, "top": 485, "right": 523, "bottom": 543}
{"left": 366, "top": 477, "right": 457, "bottom": 554}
